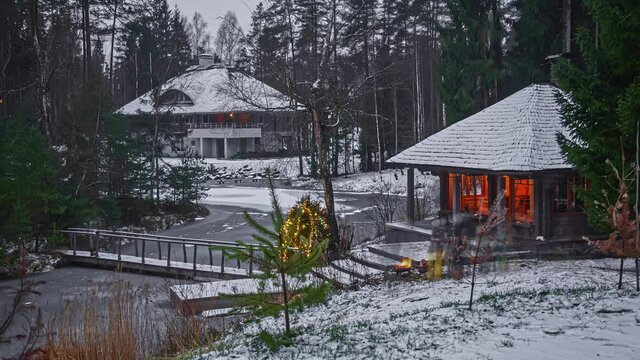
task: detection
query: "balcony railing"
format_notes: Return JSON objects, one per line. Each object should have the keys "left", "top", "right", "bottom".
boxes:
{"left": 188, "top": 122, "right": 261, "bottom": 129}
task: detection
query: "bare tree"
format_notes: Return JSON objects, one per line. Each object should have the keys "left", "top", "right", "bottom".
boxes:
{"left": 188, "top": 12, "right": 211, "bottom": 56}
{"left": 368, "top": 178, "right": 403, "bottom": 237}
{"left": 214, "top": 11, "right": 243, "bottom": 66}
{"left": 29, "top": 0, "right": 55, "bottom": 144}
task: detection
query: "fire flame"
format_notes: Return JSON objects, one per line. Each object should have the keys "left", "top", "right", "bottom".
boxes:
{"left": 398, "top": 257, "right": 412, "bottom": 269}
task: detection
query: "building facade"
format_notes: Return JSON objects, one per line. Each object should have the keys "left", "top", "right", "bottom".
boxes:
{"left": 118, "top": 54, "right": 295, "bottom": 159}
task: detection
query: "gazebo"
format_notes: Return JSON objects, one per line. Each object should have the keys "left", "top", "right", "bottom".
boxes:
{"left": 387, "top": 84, "right": 596, "bottom": 245}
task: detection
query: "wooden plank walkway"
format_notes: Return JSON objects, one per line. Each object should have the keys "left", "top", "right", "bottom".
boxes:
{"left": 170, "top": 276, "right": 317, "bottom": 315}
{"left": 61, "top": 250, "right": 256, "bottom": 279}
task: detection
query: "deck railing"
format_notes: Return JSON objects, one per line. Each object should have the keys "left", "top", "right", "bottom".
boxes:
{"left": 61, "top": 228, "right": 259, "bottom": 276}
{"left": 188, "top": 122, "right": 260, "bottom": 129}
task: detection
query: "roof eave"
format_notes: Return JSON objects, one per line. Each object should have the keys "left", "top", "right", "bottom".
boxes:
{"left": 386, "top": 161, "right": 574, "bottom": 176}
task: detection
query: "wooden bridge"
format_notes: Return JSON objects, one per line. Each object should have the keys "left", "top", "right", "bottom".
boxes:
{"left": 60, "top": 228, "right": 260, "bottom": 279}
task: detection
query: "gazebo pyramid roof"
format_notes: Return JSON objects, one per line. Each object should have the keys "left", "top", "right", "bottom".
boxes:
{"left": 387, "top": 84, "right": 573, "bottom": 173}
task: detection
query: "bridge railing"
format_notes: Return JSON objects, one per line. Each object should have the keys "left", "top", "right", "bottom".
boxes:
{"left": 61, "top": 228, "right": 264, "bottom": 276}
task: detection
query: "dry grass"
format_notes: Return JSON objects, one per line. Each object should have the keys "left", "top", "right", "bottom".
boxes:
{"left": 41, "top": 279, "right": 219, "bottom": 360}
{"left": 160, "top": 314, "right": 219, "bottom": 357}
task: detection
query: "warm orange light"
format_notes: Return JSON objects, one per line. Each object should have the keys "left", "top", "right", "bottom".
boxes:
{"left": 398, "top": 257, "right": 412, "bottom": 269}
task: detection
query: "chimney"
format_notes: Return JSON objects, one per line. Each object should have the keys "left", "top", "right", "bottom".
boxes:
{"left": 198, "top": 53, "right": 216, "bottom": 66}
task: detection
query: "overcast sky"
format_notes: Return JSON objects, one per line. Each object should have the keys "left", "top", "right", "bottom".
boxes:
{"left": 169, "top": 0, "right": 261, "bottom": 40}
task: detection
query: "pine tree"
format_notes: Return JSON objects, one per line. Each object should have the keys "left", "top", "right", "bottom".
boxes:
{"left": 215, "top": 174, "right": 329, "bottom": 338}
{"left": 168, "top": 6, "right": 192, "bottom": 76}
{"left": 553, "top": 0, "right": 640, "bottom": 231}
{"left": 0, "top": 116, "right": 70, "bottom": 249}
{"left": 439, "top": 0, "right": 504, "bottom": 125}
{"left": 503, "top": 0, "right": 563, "bottom": 94}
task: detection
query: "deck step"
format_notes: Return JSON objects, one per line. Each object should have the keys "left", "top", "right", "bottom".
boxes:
{"left": 349, "top": 249, "right": 398, "bottom": 270}
{"left": 170, "top": 276, "right": 316, "bottom": 315}
{"left": 312, "top": 266, "right": 356, "bottom": 288}
{"left": 200, "top": 308, "right": 247, "bottom": 318}
{"left": 330, "top": 259, "right": 384, "bottom": 279}
{"left": 367, "top": 241, "right": 436, "bottom": 262}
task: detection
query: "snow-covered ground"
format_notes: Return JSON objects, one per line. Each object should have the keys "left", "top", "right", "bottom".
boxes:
{"left": 202, "top": 186, "right": 355, "bottom": 213}
{"left": 201, "top": 186, "right": 359, "bottom": 214}
{"left": 163, "top": 156, "right": 308, "bottom": 179}
{"left": 164, "top": 156, "right": 438, "bottom": 196}
{"left": 296, "top": 168, "right": 438, "bottom": 196}
{"left": 198, "top": 258, "right": 640, "bottom": 359}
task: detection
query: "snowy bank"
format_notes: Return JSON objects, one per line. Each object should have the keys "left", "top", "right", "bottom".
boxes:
{"left": 197, "top": 258, "right": 640, "bottom": 359}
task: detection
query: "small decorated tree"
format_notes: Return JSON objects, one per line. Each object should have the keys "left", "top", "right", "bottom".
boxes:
{"left": 590, "top": 158, "right": 640, "bottom": 290}
{"left": 468, "top": 191, "right": 505, "bottom": 310}
{"left": 215, "top": 173, "right": 329, "bottom": 340}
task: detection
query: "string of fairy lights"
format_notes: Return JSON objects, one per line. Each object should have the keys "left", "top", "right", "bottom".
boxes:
{"left": 280, "top": 197, "right": 328, "bottom": 260}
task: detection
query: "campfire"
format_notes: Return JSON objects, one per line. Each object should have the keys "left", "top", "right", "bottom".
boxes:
{"left": 392, "top": 257, "right": 413, "bottom": 273}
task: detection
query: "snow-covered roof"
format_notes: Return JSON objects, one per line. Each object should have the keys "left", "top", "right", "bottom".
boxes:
{"left": 117, "top": 65, "right": 292, "bottom": 115}
{"left": 387, "top": 84, "right": 573, "bottom": 173}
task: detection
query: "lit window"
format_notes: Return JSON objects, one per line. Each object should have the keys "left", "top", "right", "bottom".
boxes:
{"left": 448, "top": 174, "right": 489, "bottom": 215}
{"left": 513, "top": 178, "right": 534, "bottom": 224}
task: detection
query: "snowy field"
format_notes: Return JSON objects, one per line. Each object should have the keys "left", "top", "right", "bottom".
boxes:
{"left": 295, "top": 169, "right": 438, "bottom": 196}
{"left": 198, "top": 258, "right": 640, "bottom": 359}
{"left": 202, "top": 186, "right": 356, "bottom": 213}
{"left": 163, "top": 156, "right": 308, "bottom": 179}
{"left": 163, "top": 156, "right": 438, "bottom": 195}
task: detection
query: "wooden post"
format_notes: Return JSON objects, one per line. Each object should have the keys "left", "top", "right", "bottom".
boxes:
{"left": 534, "top": 176, "right": 544, "bottom": 237}
{"left": 72, "top": 234, "right": 77, "bottom": 256}
{"left": 249, "top": 246, "right": 254, "bottom": 276}
{"left": 141, "top": 239, "right": 146, "bottom": 264}
{"left": 407, "top": 167, "right": 415, "bottom": 224}
{"left": 183, "top": 242, "right": 187, "bottom": 262}
{"left": 439, "top": 172, "right": 449, "bottom": 212}
{"left": 453, "top": 175, "right": 461, "bottom": 219}
{"left": 134, "top": 238, "right": 139, "bottom": 257}
{"left": 542, "top": 180, "right": 552, "bottom": 239}
{"left": 488, "top": 175, "right": 497, "bottom": 208}
{"left": 117, "top": 237, "right": 122, "bottom": 262}
{"left": 497, "top": 176, "right": 506, "bottom": 240}
{"left": 209, "top": 247, "right": 213, "bottom": 266}
{"left": 167, "top": 242, "right": 171, "bottom": 267}
{"left": 157, "top": 241, "right": 162, "bottom": 260}
{"left": 95, "top": 232, "right": 100, "bottom": 258}
{"left": 220, "top": 251, "right": 225, "bottom": 274}
{"left": 193, "top": 245, "right": 198, "bottom": 272}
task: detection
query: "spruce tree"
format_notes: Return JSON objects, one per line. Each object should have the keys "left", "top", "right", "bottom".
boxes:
{"left": 214, "top": 174, "right": 329, "bottom": 339}
{"left": 553, "top": 0, "right": 640, "bottom": 231}
{"left": 503, "top": 0, "right": 563, "bottom": 94}
{"left": 439, "top": 0, "right": 504, "bottom": 125}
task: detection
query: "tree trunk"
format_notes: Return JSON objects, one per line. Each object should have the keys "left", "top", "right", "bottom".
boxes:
{"left": 82, "top": 0, "right": 92, "bottom": 83}
{"left": 311, "top": 107, "right": 340, "bottom": 259}
{"left": 636, "top": 119, "right": 639, "bottom": 291}
{"left": 469, "top": 233, "right": 484, "bottom": 310}
{"left": 619, "top": 257, "right": 624, "bottom": 290}
{"left": 297, "top": 128, "right": 304, "bottom": 177}
{"left": 109, "top": 0, "right": 118, "bottom": 97}
{"left": 280, "top": 270, "right": 291, "bottom": 335}
{"left": 373, "top": 42, "right": 383, "bottom": 172}
{"left": 30, "top": 0, "right": 54, "bottom": 144}
{"left": 393, "top": 85, "right": 398, "bottom": 155}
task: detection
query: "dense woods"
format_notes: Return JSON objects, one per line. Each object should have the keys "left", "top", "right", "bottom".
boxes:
{"left": 0, "top": 0, "right": 637, "bottom": 249}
